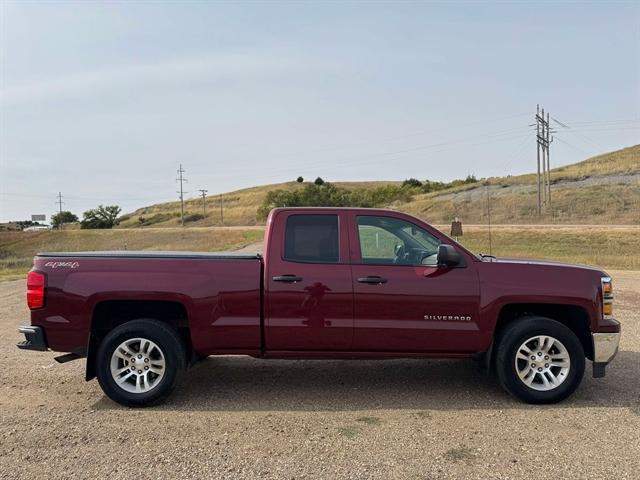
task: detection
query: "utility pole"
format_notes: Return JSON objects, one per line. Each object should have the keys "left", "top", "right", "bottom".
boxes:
{"left": 56, "top": 192, "right": 64, "bottom": 214}
{"left": 176, "top": 164, "right": 187, "bottom": 226}
{"left": 536, "top": 105, "right": 542, "bottom": 215}
{"left": 535, "top": 106, "right": 552, "bottom": 214}
{"left": 219, "top": 193, "right": 224, "bottom": 226}
{"left": 198, "top": 189, "right": 208, "bottom": 216}
{"left": 546, "top": 111, "right": 552, "bottom": 208}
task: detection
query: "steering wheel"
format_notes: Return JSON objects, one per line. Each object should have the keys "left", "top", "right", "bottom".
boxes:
{"left": 393, "top": 244, "right": 406, "bottom": 264}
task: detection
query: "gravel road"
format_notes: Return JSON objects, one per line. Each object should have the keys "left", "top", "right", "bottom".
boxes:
{"left": 1, "top": 272, "right": 639, "bottom": 479}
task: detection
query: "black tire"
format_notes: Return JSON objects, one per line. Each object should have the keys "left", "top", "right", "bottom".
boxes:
{"left": 96, "top": 319, "right": 186, "bottom": 407}
{"left": 496, "top": 316, "right": 585, "bottom": 404}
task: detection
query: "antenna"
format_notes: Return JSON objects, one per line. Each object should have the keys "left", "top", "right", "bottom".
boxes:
{"left": 486, "top": 184, "right": 492, "bottom": 256}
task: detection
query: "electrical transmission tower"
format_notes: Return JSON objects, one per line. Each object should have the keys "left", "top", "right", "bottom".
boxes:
{"left": 535, "top": 105, "right": 554, "bottom": 215}
{"left": 176, "top": 164, "right": 187, "bottom": 226}
{"left": 198, "top": 189, "right": 208, "bottom": 216}
{"left": 56, "top": 192, "right": 64, "bottom": 214}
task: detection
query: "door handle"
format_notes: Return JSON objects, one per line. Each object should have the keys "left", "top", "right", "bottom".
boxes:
{"left": 357, "top": 276, "right": 388, "bottom": 285}
{"left": 272, "top": 275, "right": 303, "bottom": 283}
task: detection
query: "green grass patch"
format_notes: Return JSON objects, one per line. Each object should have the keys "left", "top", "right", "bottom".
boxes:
{"left": 445, "top": 445, "right": 477, "bottom": 463}
{"left": 337, "top": 426, "right": 360, "bottom": 439}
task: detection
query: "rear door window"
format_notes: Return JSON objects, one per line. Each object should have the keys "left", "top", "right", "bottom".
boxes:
{"left": 284, "top": 214, "right": 340, "bottom": 263}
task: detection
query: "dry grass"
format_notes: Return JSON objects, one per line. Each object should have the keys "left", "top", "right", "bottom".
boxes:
{"left": 405, "top": 183, "right": 640, "bottom": 225}
{"left": 456, "top": 226, "right": 640, "bottom": 271}
{"left": 0, "top": 228, "right": 263, "bottom": 280}
{"left": 3, "top": 225, "right": 638, "bottom": 281}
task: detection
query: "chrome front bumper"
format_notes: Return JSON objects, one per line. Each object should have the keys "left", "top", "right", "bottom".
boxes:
{"left": 593, "top": 332, "right": 620, "bottom": 363}
{"left": 592, "top": 332, "right": 620, "bottom": 377}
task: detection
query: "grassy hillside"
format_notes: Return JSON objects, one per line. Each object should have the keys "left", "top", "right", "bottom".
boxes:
{"left": 116, "top": 145, "right": 639, "bottom": 228}
{"left": 117, "top": 181, "right": 402, "bottom": 228}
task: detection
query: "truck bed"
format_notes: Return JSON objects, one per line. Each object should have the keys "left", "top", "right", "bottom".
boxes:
{"left": 32, "top": 251, "right": 263, "bottom": 355}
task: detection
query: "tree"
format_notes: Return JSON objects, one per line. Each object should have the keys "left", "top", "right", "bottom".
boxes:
{"left": 296, "top": 176, "right": 304, "bottom": 183}
{"left": 314, "top": 177, "right": 325, "bottom": 186}
{"left": 51, "top": 211, "right": 78, "bottom": 228}
{"left": 15, "top": 220, "right": 42, "bottom": 230}
{"left": 80, "top": 205, "right": 122, "bottom": 229}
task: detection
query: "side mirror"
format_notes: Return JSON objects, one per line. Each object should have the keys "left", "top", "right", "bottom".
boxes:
{"left": 437, "top": 244, "right": 462, "bottom": 268}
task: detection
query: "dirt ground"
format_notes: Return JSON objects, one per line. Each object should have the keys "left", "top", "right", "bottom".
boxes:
{"left": 1, "top": 272, "right": 639, "bottom": 479}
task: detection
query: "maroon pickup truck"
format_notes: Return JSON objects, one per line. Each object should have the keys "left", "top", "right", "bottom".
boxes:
{"left": 18, "top": 208, "right": 620, "bottom": 407}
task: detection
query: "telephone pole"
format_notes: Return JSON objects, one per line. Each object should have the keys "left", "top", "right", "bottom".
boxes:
{"left": 176, "top": 164, "right": 187, "bottom": 226}
{"left": 536, "top": 105, "right": 542, "bottom": 215}
{"left": 219, "top": 193, "right": 224, "bottom": 226}
{"left": 56, "top": 192, "right": 64, "bottom": 214}
{"left": 198, "top": 189, "right": 208, "bottom": 216}
{"left": 546, "top": 111, "right": 552, "bottom": 208}
{"left": 535, "top": 106, "right": 553, "bottom": 214}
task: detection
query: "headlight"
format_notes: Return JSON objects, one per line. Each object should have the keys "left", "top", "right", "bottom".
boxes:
{"left": 601, "top": 276, "right": 613, "bottom": 318}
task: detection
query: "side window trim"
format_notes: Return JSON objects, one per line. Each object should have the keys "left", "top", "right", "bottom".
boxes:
{"left": 355, "top": 214, "right": 441, "bottom": 267}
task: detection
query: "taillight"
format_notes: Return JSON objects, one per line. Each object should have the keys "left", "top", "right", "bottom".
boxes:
{"left": 601, "top": 276, "right": 613, "bottom": 319}
{"left": 27, "top": 271, "right": 45, "bottom": 310}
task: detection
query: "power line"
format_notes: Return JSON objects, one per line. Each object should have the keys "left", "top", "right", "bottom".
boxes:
{"left": 176, "top": 164, "right": 187, "bottom": 227}
{"left": 213, "top": 125, "right": 537, "bottom": 181}
{"left": 551, "top": 115, "right": 608, "bottom": 152}
{"left": 553, "top": 135, "right": 591, "bottom": 156}
{"left": 260, "top": 112, "right": 532, "bottom": 161}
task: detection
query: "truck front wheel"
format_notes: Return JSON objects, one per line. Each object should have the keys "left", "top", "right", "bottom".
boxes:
{"left": 96, "top": 319, "right": 186, "bottom": 407}
{"left": 496, "top": 317, "right": 585, "bottom": 404}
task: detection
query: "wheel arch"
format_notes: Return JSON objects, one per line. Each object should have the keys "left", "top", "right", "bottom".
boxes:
{"left": 486, "top": 303, "right": 594, "bottom": 371}
{"left": 86, "top": 300, "right": 192, "bottom": 381}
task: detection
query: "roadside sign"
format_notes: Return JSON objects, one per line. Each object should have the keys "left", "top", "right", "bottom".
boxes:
{"left": 31, "top": 214, "right": 46, "bottom": 222}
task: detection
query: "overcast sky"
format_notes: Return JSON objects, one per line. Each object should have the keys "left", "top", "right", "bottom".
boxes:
{"left": 1, "top": 1, "right": 639, "bottom": 222}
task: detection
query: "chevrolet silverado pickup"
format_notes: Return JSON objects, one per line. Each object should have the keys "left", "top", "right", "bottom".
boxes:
{"left": 18, "top": 208, "right": 620, "bottom": 406}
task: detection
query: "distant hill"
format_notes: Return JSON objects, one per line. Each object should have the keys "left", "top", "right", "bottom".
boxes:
{"left": 117, "top": 145, "right": 640, "bottom": 227}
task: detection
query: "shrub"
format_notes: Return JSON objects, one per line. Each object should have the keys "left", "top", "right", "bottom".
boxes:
{"left": 184, "top": 213, "right": 205, "bottom": 223}
{"left": 258, "top": 182, "right": 413, "bottom": 219}
{"left": 402, "top": 178, "right": 423, "bottom": 188}
{"left": 296, "top": 176, "right": 304, "bottom": 183}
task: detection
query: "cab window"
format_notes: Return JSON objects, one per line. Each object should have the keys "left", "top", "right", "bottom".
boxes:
{"left": 284, "top": 214, "right": 339, "bottom": 263}
{"left": 357, "top": 215, "right": 440, "bottom": 266}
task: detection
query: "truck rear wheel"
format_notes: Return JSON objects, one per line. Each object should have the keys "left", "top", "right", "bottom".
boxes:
{"left": 96, "top": 319, "right": 185, "bottom": 407}
{"left": 495, "top": 317, "right": 585, "bottom": 404}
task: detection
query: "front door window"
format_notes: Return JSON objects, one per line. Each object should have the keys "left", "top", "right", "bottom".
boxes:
{"left": 357, "top": 216, "right": 441, "bottom": 266}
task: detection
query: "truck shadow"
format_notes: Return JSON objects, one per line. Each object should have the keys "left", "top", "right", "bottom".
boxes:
{"left": 95, "top": 350, "right": 640, "bottom": 412}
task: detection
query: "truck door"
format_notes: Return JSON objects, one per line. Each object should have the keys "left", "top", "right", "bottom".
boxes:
{"left": 349, "top": 213, "right": 481, "bottom": 353}
{"left": 265, "top": 211, "right": 353, "bottom": 351}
